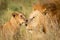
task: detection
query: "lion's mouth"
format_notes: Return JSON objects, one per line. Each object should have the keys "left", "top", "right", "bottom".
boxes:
{"left": 26, "top": 27, "right": 33, "bottom": 33}
{"left": 27, "top": 29, "right": 33, "bottom": 34}
{"left": 19, "top": 22, "right": 25, "bottom": 26}
{"left": 28, "top": 30, "right": 33, "bottom": 33}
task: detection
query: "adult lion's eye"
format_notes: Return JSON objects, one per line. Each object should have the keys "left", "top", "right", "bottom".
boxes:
{"left": 43, "top": 12, "right": 47, "bottom": 15}
{"left": 43, "top": 10, "right": 47, "bottom": 15}
{"left": 30, "top": 17, "right": 35, "bottom": 21}
{"left": 33, "top": 17, "right": 35, "bottom": 18}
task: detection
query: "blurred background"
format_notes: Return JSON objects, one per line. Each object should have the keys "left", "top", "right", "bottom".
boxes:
{"left": 0, "top": 0, "right": 60, "bottom": 26}
{"left": 0, "top": 0, "right": 60, "bottom": 40}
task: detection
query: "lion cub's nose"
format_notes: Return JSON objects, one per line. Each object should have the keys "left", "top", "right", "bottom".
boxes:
{"left": 26, "top": 20, "right": 28, "bottom": 22}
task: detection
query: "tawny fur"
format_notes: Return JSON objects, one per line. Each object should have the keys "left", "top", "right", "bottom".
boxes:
{"left": 26, "top": 3, "right": 58, "bottom": 34}
{"left": 26, "top": 3, "right": 60, "bottom": 40}
{"left": 2, "top": 12, "right": 26, "bottom": 40}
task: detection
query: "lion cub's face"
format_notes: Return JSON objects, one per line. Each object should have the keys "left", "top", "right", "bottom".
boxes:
{"left": 12, "top": 12, "right": 26, "bottom": 25}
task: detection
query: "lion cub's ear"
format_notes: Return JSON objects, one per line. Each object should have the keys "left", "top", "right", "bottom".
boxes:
{"left": 12, "top": 12, "right": 18, "bottom": 17}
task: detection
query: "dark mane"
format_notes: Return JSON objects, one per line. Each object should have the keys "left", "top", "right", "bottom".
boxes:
{"left": 43, "top": 3, "right": 57, "bottom": 15}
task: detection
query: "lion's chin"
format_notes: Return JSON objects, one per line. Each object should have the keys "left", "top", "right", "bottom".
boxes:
{"left": 28, "top": 30, "right": 33, "bottom": 34}
{"left": 19, "top": 22, "right": 25, "bottom": 26}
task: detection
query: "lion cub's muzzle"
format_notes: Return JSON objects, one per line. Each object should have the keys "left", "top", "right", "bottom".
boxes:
{"left": 19, "top": 19, "right": 28, "bottom": 26}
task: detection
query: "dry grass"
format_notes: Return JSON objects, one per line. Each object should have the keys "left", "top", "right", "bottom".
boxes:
{"left": 0, "top": 0, "right": 60, "bottom": 40}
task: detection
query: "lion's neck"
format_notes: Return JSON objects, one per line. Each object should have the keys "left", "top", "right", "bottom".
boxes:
{"left": 10, "top": 17, "right": 19, "bottom": 27}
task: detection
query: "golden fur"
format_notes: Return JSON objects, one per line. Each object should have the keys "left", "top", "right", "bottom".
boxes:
{"left": 26, "top": 3, "right": 60, "bottom": 40}
{"left": 26, "top": 3, "right": 59, "bottom": 34}
{"left": 2, "top": 12, "right": 26, "bottom": 40}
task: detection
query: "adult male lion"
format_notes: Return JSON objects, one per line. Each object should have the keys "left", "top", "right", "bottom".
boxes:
{"left": 26, "top": 3, "right": 59, "bottom": 40}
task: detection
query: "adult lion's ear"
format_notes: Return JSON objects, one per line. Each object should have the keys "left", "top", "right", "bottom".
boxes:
{"left": 12, "top": 12, "right": 18, "bottom": 17}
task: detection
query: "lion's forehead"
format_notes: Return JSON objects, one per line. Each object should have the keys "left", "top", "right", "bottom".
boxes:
{"left": 29, "top": 10, "right": 40, "bottom": 19}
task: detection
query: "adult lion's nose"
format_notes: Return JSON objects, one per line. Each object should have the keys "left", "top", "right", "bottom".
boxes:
{"left": 25, "top": 24, "right": 27, "bottom": 26}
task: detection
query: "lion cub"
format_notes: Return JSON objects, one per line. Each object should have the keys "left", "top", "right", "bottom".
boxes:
{"left": 2, "top": 12, "right": 26, "bottom": 40}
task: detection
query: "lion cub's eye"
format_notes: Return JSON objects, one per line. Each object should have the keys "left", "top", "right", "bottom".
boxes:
{"left": 20, "top": 15, "right": 23, "bottom": 17}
